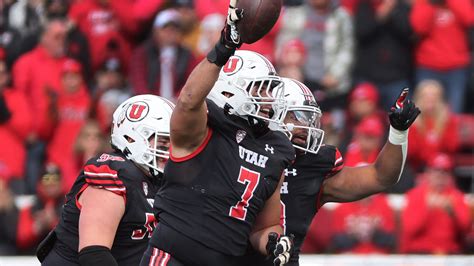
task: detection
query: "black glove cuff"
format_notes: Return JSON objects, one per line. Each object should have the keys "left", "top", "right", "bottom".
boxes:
{"left": 78, "top": 245, "right": 118, "bottom": 266}
{"left": 207, "top": 41, "right": 236, "bottom": 67}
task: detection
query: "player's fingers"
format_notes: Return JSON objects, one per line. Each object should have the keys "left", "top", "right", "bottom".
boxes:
{"left": 274, "top": 236, "right": 291, "bottom": 255}
{"left": 273, "top": 252, "right": 290, "bottom": 266}
{"left": 228, "top": 7, "right": 243, "bottom": 22}
{"left": 395, "top": 88, "right": 409, "bottom": 109}
{"left": 229, "top": 0, "right": 238, "bottom": 8}
{"left": 400, "top": 99, "right": 413, "bottom": 117}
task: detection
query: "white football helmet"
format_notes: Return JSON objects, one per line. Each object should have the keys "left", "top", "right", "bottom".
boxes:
{"left": 275, "top": 78, "right": 324, "bottom": 154}
{"left": 207, "top": 50, "right": 285, "bottom": 127}
{"left": 110, "top": 94, "right": 174, "bottom": 175}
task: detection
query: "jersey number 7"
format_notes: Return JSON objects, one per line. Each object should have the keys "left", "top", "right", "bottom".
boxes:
{"left": 229, "top": 166, "right": 261, "bottom": 220}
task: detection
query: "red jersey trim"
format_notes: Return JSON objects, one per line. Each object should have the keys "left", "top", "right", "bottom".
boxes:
{"left": 75, "top": 184, "right": 127, "bottom": 210}
{"left": 317, "top": 148, "right": 345, "bottom": 209}
{"left": 75, "top": 183, "right": 89, "bottom": 210}
{"left": 169, "top": 128, "right": 213, "bottom": 162}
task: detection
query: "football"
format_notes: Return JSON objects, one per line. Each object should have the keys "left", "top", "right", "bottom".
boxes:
{"left": 236, "top": 0, "right": 282, "bottom": 44}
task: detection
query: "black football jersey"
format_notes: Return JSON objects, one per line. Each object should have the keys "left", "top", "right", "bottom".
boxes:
{"left": 53, "top": 152, "right": 160, "bottom": 265}
{"left": 153, "top": 100, "right": 295, "bottom": 258}
{"left": 280, "top": 145, "right": 343, "bottom": 263}
{"left": 242, "top": 145, "right": 343, "bottom": 266}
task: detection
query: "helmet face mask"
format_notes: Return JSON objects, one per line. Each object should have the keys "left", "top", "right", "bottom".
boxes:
{"left": 274, "top": 78, "right": 325, "bottom": 154}
{"left": 208, "top": 50, "right": 286, "bottom": 128}
{"left": 111, "top": 95, "right": 174, "bottom": 175}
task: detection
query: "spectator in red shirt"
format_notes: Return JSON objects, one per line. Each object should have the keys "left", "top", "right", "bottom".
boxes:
{"left": 344, "top": 116, "right": 385, "bottom": 167}
{"left": 341, "top": 82, "right": 387, "bottom": 153}
{"left": 0, "top": 51, "right": 32, "bottom": 185}
{"left": 47, "top": 59, "right": 91, "bottom": 191}
{"left": 68, "top": 0, "right": 131, "bottom": 71}
{"left": 331, "top": 194, "right": 396, "bottom": 254}
{"left": 347, "top": 82, "right": 384, "bottom": 125}
{"left": 401, "top": 153, "right": 471, "bottom": 254}
{"left": 108, "top": 0, "right": 165, "bottom": 42}
{"left": 408, "top": 79, "right": 460, "bottom": 172}
{"left": 16, "top": 164, "right": 64, "bottom": 251}
{"left": 129, "top": 9, "right": 197, "bottom": 101}
{"left": 410, "top": 0, "right": 474, "bottom": 113}
{"left": 12, "top": 18, "right": 68, "bottom": 142}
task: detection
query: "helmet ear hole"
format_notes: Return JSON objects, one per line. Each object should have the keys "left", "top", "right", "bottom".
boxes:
{"left": 124, "top": 135, "right": 135, "bottom": 143}
{"left": 222, "top": 91, "right": 234, "bottom": 98}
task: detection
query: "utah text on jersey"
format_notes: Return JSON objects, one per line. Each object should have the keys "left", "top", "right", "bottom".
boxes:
{"left": 239, "top": 145, "right": 269, "bottom": 168}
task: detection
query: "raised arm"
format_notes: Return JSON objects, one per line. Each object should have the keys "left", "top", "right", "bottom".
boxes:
{"left": 170, "top": 3, "right": 243, "bottom": 157}
{"left": 322, "top": 88, "right": 420, "bottom": 203}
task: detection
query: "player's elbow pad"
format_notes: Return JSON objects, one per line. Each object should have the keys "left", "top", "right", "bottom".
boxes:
{"left": 78, "top": 245, "right": 118, "bottom": 266}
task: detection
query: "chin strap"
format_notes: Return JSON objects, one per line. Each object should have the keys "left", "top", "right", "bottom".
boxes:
{"left": 388, "top": 126, "right": 408, "bottom": 183}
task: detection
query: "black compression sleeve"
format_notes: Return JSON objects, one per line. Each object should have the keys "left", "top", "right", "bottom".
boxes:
{"left": 78, "top": 245, "right": 118, "bottom": 266}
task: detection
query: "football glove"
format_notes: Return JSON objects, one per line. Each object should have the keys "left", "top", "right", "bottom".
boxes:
{"left": 388, "top": 88, "right": 420, "bottom": 131}
{"left": 266, "top": 232, "right": 294, "bottom": 266}
{"left": 222, "top": 0, "right": 244, "bottom": 49}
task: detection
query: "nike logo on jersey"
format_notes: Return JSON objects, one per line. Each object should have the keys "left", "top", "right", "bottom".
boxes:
{"left": 239, "top": 146, "right": 269, "bottom": 168}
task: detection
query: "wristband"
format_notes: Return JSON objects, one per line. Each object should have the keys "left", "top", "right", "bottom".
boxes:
{"left": 388, "top": 126, "right": 408, "bottom": 183}
{"left": 388, "top": 126, "right": 408, "bottom": 145}
{"left": 206, "top": 41, "right": 235, "bottom": 67}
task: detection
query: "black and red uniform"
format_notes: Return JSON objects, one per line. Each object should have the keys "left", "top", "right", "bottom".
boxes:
{"left": 41, "top": 152, "right": 160, "bottom": 266}
{"left": 141, "top": 100, "right": 295, "bottom": 266}
{"left": 242, "top": 145, "right": 344, "bottom": 266}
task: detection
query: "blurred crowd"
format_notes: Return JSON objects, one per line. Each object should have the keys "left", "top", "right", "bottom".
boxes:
{"left": 0, "top": 0, "right": 473, "bottom": 256}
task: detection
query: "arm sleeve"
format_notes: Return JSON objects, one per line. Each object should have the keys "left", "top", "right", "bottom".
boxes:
{"left": 451, "top": 192, "right": 472, "bottom": 233}
{"left": 79, "top": 245, "right": 118, "bottom": 266}
{"left": 386, "top": 2, "right": 414, "bottom": 38}
{"left": 446, "top": 0, "right": 474, "bottom": 27}
{"left": 12, "top": 56, "right": 31, "bottom": 94}
{"left": 4, "top": 92, "right": 32, "bottom": 140}
{"left": 410, "top": 0, "right": 437, "bottom": 36}
{"left": 354, "top": 2, "right": 379, "bottom": 43}
{"left": 327, "top": 10, "right": 354, "bottom": 83}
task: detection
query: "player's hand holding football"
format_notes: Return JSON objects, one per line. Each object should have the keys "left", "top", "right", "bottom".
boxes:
{"left": 207, "top": 0, "right": 243, "bottom": 66}
{"left": 388, "top": 88, "right": 420, "bottom": 131}
{"left": 266, "top": 232, "right": 294, "bottom": 266}
{"left": 222, "top": 0, "right": 244, "bottom": 49}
